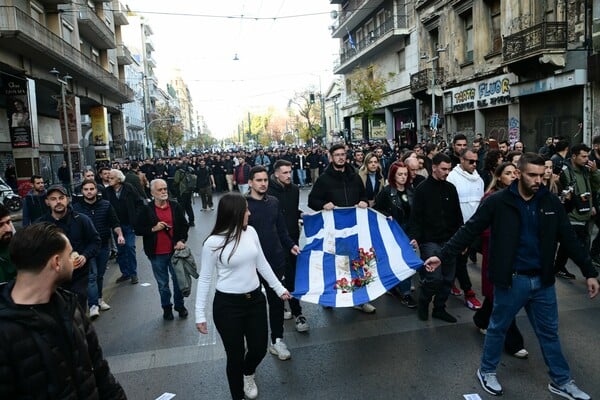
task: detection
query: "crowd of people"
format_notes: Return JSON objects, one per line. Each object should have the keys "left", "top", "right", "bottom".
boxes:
{"left": 0, "top": 133, "right": 599, "bottom": 399}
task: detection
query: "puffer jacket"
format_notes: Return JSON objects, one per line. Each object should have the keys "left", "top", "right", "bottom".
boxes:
{"left": 0, "top": 281, "right": 127, "bottom": 399}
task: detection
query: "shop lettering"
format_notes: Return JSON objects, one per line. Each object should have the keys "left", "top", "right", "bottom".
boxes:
{"left": 478, "top": 78, "right": 510, "bottom": 99}
{"left": 453, "top": 102, "right": 474, "bottom": 112}
{"left": 454, "top": 88, "right": 476, "bottom": 104}
{"left": 477, "top": 95, "right": 512, "bottom": 107}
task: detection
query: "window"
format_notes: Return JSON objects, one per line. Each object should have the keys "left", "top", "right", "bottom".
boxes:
{"left": 109, "top": 60, "right": 115, "bottom": 75}
{"left": 462, "top": 10, "right": 474, "bottom": 63}
{"left": 62, "top": 21, "right": 73, "bottom": 45}
{"left": 346, "top": 78, "right": 352, "bottom": 95}
{"left": 30, "top": 2, "right": 44, "bottom": 24}
{"left": 91, "top": 48, "right": 99, "bottom": 63}
{"left": 487, "top": 0, "right": 501, "bottom": 53}
{"left": 428, "top": 28, "right": 439, "bottom": 55}
{"left": 397, "top": 49, "right": 406, "bottom": 72}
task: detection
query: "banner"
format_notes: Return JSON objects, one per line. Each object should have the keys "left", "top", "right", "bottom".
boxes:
{"left": 90, "top": 106, "right": 109, "bottom": 146}
{"left": 3, "top": 76, "right": 33, "bottom": 147}
{"left": 293, "top": 208, "right": 423, "bottom": 307}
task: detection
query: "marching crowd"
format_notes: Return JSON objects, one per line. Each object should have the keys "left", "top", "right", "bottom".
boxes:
{"left": 0, "top": 134, "right": 599, "bottom": 399}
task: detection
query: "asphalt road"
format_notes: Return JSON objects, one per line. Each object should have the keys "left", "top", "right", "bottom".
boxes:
{"left": 93, "top": 190, "right": 600, "bottom": 400}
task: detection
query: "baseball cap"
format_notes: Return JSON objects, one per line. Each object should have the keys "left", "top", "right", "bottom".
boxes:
{"left": 46, "top": 184, "right": 68, "bottom": 196}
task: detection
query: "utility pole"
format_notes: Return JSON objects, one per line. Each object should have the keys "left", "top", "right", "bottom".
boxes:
{"left": 50, "top": 68, "right": 74, "bottom": 194}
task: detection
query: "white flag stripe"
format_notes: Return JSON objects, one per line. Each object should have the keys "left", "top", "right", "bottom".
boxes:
{"left": 335, "top": 254, "right": 356, "bottom": 307}
{"left": 377, "top": 215, "right": 415, "bottom": 281}
{"left": 300, "top": 250, "right": 327, "bottom": 304}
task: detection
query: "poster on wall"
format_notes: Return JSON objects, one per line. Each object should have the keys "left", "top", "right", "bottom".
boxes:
{"left": 90, "top": 106, "right": 109, "bottom": 146}
{"left": 3, "top": 76, "right": 33, "bottom": 148}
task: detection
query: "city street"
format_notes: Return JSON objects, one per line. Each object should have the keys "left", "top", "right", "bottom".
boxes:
{"left": 94, "top": 189, "right": 600, "bottom": 400}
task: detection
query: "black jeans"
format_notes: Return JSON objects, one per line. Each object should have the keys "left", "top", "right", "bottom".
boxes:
{"left": 213, "top": 289, "right": 268, "bottom": 400}
{"left": 178, "top": 191, "right": 195, "bottom": 223}
{"left": 419, "top": 242, "right": 456, "bottom": 311}
{"left": 259, "top": 270, "right": 285, "bottom": 343}
{"left": 284, "top": 254, "right": 302, "bottom": 317}
{"left": 198, "top": 185, "right": 214, "bottom": 209}
{"left": 554, "top": 223, "right": 589, "bottom": 272}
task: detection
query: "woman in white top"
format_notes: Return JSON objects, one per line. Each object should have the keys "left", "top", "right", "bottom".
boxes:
{"left": 196, "top": 193, "right": 291, "bottom": 400}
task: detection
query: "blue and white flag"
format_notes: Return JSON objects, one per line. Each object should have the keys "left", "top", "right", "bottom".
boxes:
{"left": 293, "top": 207, "right": 423, "bottom": 307}
{"left": 346, "top": 27, "right": 356, "bottom": 50}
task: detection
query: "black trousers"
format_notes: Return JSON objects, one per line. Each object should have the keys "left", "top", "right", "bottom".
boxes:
{"left": 455, "top": 252, "right": 473, "bottom": 292}
{"left": 213, "top": 289, "right": 268, "bottom": 400}
{"left": 555, "top": 223, "right": 589, "bottom": 272}
{"left": 178, "top": 191, "right": 195, "bottom": 223}
{"left": 283, "top": 254, "right": 302, "bottom": 317}
{"left": 259, "top": 270, "right": 285, "bottom": 343}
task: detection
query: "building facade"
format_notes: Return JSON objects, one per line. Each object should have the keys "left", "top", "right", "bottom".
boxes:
{"left": 0, "top": 0, "right": 135, "bottom": 187}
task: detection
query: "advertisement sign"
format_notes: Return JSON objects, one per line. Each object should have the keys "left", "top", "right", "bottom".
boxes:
{"left": 90, "top": 106, "right": 109, "bottom": 146}
{"left": 58, "top": 95, "right": 82, "bottom": 146}
{"left": 3, "top": 76, "right": 33, "bottom": 147}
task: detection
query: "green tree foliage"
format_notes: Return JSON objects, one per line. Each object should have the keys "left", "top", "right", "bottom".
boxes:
{"left": 289, "top": 91, "right": 322, "bottom": 143}
{"left": 349, "top": 65, "right": 391, "bottom": 123}
{"left": 150, "top": 104, "right": 184, "bottom": 154}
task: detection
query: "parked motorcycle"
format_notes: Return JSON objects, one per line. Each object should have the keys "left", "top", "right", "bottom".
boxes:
{"left": 0, "top": 177, "right": 22, "bottom": 212}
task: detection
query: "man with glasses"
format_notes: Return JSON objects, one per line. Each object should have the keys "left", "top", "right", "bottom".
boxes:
{"left": 308, "top": 144, "right": 375, "bottom": 313}
{"left": 135, "top": 179, "right": 189, "bottom": 321}
{"left": 447, "top": 148, "right": 484, "bottom": 310}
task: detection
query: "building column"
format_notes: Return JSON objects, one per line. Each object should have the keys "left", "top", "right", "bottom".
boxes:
{"left": 474, "top": 109, "right": 485, "bottom": 138}
{"left": 507, "top": 101, "right": 520, "bottom": 143}
{"left": 385, "top": 107, "right": 394, "bottom": 141}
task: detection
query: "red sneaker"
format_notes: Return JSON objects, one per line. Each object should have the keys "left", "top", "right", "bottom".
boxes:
{"left": 450, "top": 285, "right": 462, "bottom": 296}
{"left": 465, "top": 290, "right": 482, "bottom": 310}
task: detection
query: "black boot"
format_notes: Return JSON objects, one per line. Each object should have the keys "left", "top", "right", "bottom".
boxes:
{"left": 174, "top": 306, "right": 188, "bottom": 319}
{"left": 163, "top": 306, "right": 174, "bottom": 321}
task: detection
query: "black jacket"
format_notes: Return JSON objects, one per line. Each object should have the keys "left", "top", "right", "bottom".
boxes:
{"left": 308, "top": 164, "right": 367, "bottom": 211}
{"left": 73, "top": 199, "right": 120, "bottom": 244}
{"left": 439, "top": 183, "right": 599, "bottom": 289}
{"left": 0, "top": 282, "right": 127, "bottom": 399}
{"left": 408, "top": 175, "right": 463, "bottom": 243}
{"left": 374, "top": 185, "right": 414, "bottom": 231}
{"left": 104, "top": 183, "right": 144, "bottom": 226}
{"left": 135, "top": 200, "right": 189, "bottom": 258}
{"left": 267, "top": 176, "right": 302, "bottom": 242}
{"left": 247, "top": 195, "right": 295, "bottom": 273}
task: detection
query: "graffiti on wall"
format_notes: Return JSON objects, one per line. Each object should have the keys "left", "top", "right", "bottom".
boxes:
{"left": 487, "top": 118, "right": 508, "bottom": 141}
{"left": 508, "top": 117, "right": 520, "bottom": 145}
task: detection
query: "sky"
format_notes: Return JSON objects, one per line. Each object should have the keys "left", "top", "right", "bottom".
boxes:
{"left": 125, "top": 1, "right": 339, "bottom": 138}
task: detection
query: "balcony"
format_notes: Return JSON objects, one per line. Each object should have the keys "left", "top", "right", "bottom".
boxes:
{"left": 503, "top": 22, "right": 567, "bottom": 64}
{"left": 147, "top": 56, "right": 157, "bottom": 68}
{"left": 331, "top": 0, "right": 385, "bottom": 38}
{"left": 116, "top": 43, "right": 133, "bottom": 65}
{"left": 145, "top": 37, "right": 155, "bottom": 51}
{"left": 77, "top": 6, "right": 115, "bottom": 49}
{"left": 410, "top": 68, "right": 445, "bottom": 94}
{"left": 0, "top": 6, "right": 133, "bottom": 103}
{"left": 333, "top": 15, "right": 409, "bottom": 74}
{"left": 38, "top": 0, "right": 71, "bottom": 4}
{"left": 112, "top": 1, "right": 129, "bottom": 26}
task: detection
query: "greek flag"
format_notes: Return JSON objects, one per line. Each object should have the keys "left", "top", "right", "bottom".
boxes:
{"left": 293, "top": 208, "right": 423, "bottom": 307}
{"left": 346, "top": 27, "right": 356, "bottom": 50}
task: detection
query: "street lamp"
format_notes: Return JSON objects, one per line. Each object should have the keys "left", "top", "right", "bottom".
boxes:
{"left": 420, "top": 47, "right": 446, "bottom": 140}
{"left": 50, "top": 67, "right": 74, "bottom": 194}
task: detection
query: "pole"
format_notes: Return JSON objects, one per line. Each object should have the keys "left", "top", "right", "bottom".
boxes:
{"left": 431, "top": 63, "right": 436, "bottom": 141}
{"left": 60, "top": 81, "right": 74, "bottom": 194}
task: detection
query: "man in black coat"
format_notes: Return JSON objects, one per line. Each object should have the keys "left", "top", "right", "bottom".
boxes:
{"left": 135, "top": 179, "right": 189, "bottom": 321}
{"left": 267, "top": 160, "right": 308, "bottom": 332}
{"left": 0, "top": 223, "right": 127, "bottom": 399}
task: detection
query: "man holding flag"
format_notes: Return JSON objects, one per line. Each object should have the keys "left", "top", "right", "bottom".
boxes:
{"left": 308, "top": 143, "right": 376, "bottom": 313}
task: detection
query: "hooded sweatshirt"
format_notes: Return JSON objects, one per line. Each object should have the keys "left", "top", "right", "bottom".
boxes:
{"left": 447, "top": 165, "right": 484, "bottom": 222}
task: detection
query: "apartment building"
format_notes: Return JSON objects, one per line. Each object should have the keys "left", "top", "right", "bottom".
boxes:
{"left": 0, "top": 0, "right": 135, "bottom": 185}
{"left": 330, "top": 0, "right": 420, "bottom": 145}
{"left": 412, "top": 0, "right": 590, "bottom": 148}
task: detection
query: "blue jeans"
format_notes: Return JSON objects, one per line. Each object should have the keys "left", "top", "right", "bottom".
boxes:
{"left": 480, "top": 275, "right": 571, "bottom": 385}
{"left": 87, "top": 243, "right": 110, "bottom": 306}
{"left": 296, "top": 169, "right": 306, "bottom": 186}
{"left": 116, "top": 224, "right": 137, "bottom": 278}
{"left": 149, "top": 253, "right": 184, "bottom": 309}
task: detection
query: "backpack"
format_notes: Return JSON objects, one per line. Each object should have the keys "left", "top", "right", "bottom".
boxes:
{"left": 180, "top": 167, "right": 197, "bottom": 194}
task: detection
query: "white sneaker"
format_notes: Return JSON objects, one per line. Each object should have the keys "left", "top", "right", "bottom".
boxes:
{"left": 269, "top": 338, "right": 291, "bottom": 360}
{"left": 243, "top": 374, "right": 258, "bottom": 399}
{"left": 89, "top": 305, "right": 100, "bottom": 320}
{"left": 283, "top": 308, "right": 292, "bottom": 320}
{"left": 98, "top": 299, "right": 111, "bottom": 311}
{"left": 513, "top": 349, "right": 529, "bottom": 359}
{"left": 295, "top": 315, "right": 309, "bottom": 332}
{"left": 548, "top": 380, "right": 591, "bottom": 400}
{"left": 353, "top": 302, "right": 376, "bottom": 313}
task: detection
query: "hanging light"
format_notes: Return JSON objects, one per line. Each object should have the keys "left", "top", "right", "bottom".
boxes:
{"left": 233, "top": 53, "right": 239, "bottom": 61}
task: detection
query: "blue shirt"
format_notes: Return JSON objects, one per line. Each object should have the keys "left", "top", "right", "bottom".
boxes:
{"left": 509, "top": 180, "right": 542, "bottom": 272}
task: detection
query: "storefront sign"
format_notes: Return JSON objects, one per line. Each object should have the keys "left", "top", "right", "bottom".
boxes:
{"left": 90, "top": 106, "right": 109, "bottom": 146}
{"left": 445, "top": 74, "right": 516, "bottom": 113}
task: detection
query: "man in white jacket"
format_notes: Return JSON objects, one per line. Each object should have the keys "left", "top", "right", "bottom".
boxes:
{"left": 447, "top": 148, "right": 484, "bottom": 310}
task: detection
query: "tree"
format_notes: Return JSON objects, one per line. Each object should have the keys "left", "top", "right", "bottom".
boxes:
{"left": 349, "top": 65, "right": 392, "bottom": 139}
{"left": 149, "top": 104, "right": 184, "bottom": 155}
{"left": 288, "top": 91, "right": 322, "bottom": 143}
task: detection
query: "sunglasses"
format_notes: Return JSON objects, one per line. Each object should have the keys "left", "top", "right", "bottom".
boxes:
{"left": 463, "top": 159, "right": 478, "bottom": 165}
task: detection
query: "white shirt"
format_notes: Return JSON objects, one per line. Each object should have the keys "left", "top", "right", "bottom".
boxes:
{"left": 195, "top": 226, "right": 286, "bottom": 323}
{"left": 447, "top": 165, "right": 484, "bottom": 222}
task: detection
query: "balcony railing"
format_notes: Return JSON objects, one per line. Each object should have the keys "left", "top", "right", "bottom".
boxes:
{"left": 116, "top": 43, "right": 133, "bottom": 65}
{"left": 0, "top": 6, "right": 133, "bottom": 102}
{"left": 410, "top": 68, "right": 445, "bottom": 93}
{"left": 338, "top": 15, "right": 407, "bottom": 65}
{"left": 112, "top": 0, "right": 129, "bottom": 26}
{"left": 77, "top": 6, "right": 115, "bottom": 49}
{"left": 503, "top": 22, "right": 567, "bottom": 63}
